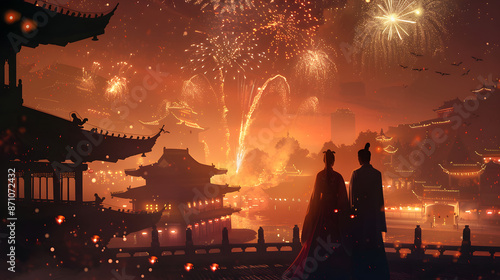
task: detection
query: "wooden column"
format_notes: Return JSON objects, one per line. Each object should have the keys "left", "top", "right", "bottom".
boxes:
{"left": 66, "top": 177, "right": 70, "bottom": 201}
{"left": 45, "top": 176, "right": 49, "bottom": 199}
{"left": 23, "top": 171, "right": 31, "bottom": 201}
{"left": 52, "top": 172, "right": 61, "bottom": 201}
{"left": 38, "top": 176, "right": 41, "bottom": 199}
{"left": 75, "top": 170, "right": 83, "bottom": 202}
{"left": 1, "top": 58, "right": 5, "bottom": 85}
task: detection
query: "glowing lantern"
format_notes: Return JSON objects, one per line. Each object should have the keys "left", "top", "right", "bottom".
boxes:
{"left": 210, "top": 263, "right": 219, "bottom": 272}
{"left": 149, "top": 256, "right": 158, "bottom": 264}
{"left": 55, "top": 215, "right": 65, "bottom": 224}
{"left": 92, "top": 235, "right": 100, "bottom": 243}
{"left": 184, "top": 263, "right": 193, "bottom": 271}
{"left": 21, "top": 19, "right": 36, "bottom": 33}
{"left": 5, "top": 10, "right": 20, "bottom": 24}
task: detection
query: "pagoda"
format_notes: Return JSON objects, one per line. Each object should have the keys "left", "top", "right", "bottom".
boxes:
{"left": 376, "top": 128, "right": 393, "bottom": 143}
{"left": 112, "top": 148, "right": 241, "bottom": 241}
{"left": 0, "top": 0, "right": 164, "bottom": 266}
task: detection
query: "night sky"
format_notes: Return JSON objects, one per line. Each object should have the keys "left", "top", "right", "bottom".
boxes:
{"left": 18, "top": 0, "right": 500, "bottom": 153}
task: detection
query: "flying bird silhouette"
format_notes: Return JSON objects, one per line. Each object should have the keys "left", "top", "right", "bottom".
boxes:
{"left": 412, "top": 67, "right": 428, "bottom": 71}
{"left": 451, "top": 62, "right": 462, "bottom": 66}
{"left": 471, "top": 56, "right": 483, "bottom": 61}
{"left": 399, "top": 64, "right": 409, "bottom": 69}
{"left": 435, "top": 71, "right": 450, "bottom": 76}
{"left": 410, "top": 52, "right": 423, "bottom": 57}
{"left": 462, "top": 69, "right": 471, "bottom": 76}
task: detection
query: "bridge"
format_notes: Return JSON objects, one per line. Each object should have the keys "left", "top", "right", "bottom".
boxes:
{"left": 99, "top": 225, "right": 500, "bottom": 279}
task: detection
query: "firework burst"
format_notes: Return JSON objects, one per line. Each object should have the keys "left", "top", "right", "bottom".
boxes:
{"left": 185, "top": 0, "right": 255, "bottom": 13}
{"left": 297, "top": 96, "right": 319, "bottom": 115}
{"left": 185, "top": 32, "right": 266, "bottom": 81}
{"left": 295, "top": 49, "right": 337, "bottom": 94}
{"left": 105, "top": 62, "right": 134, "bottom": 99}
{"left": 105, "top": 76, "right": 128, "bottom": 99}
{"left": 353, "top": 0, "right": 449, "bottom": 70}
{"left": 78, "top": 62, "right": 102, "bottom": 92}
{"left": 249, "top": 0, "right": 320, "bottom": 60}
{"left": 409, "top": 0, "right": 450, "bottom": 54}
{"left": 374, "top": 0, "right": 417, "bottom": 40}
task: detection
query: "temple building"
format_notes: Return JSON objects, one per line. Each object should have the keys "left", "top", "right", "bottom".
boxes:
{"left": 438, "top": 136, "right": 485, "bottom": 199}
{"left": 0, "top": 0, "right": 164, "bottom": 265}
{"left": 112, "top": 148, "right": 241, "bottom": 241}
{"left": 478, "top": 161, "right": 500, "bottom": 221}
{"left": 140, "top": 101, "right": 206, "bottom": 161}
{"left": 475, "top": 147, "right": 500, "bottom": 164}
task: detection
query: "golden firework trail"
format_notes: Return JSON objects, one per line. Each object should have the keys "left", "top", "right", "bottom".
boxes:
{"left": 236, "top": 74, "right": 290, "bottom": 173}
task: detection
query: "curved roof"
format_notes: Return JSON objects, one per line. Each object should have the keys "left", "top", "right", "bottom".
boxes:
{"left": 2, "top": 106, "right": 163, "bottom": 163}
{"left": 125, "top": 148, "right": 226, "bottom": 178}
{"left": 1, "top": 0, "right": 118, "bottom": 52}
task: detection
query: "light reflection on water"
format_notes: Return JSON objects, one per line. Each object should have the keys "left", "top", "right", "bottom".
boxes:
{"left": 232, "top": 213, "right": 500, "bottom": 247}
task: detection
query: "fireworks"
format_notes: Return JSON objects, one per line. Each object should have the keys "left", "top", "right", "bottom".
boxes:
{"left": 374, "top": 0, "right": 417, "bottom": 41}
{"left": 295, "top": 49, "right": 337, "bottom": 94}
{"left": 105, "top": 62, "right": 134, "bottom": 100}
{"left": 185, "top": 32, "right": 265, "bottom": 81}
{"left": 105, "top": 76, "right": 128, "bottom": 99}
{"left": 409, "top": 0, "right": 450, "bottom": 54}
{"left": 236, "top": 74, "right": 290, "bottom": 173}
{"left": 353, "top": 0, "right": 449, "bottom": 69}
{"left": 78, "top": 62, "right": 101, "bottom": 92}
{"left": 249, "top": 0, "right": 320, "bottom": 59}
{"left": 185, "top": 0, "right": 254, "bottom": 13}
{"left": 297, "top": 96, "right": 319, "bottom": 115}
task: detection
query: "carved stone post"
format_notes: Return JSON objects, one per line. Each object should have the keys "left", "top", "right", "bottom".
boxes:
{"left": 185, "top": 228, "right": 194, "bottom": 256}
{"left": 292, "top": 225, "right": 301, "bottom": 253}
{"left": 460, "top": 225, "right": 472, "bottom": 261}
{"left": 257, "top": 227, "right": 265, "bottom": 253}
{"left": 221, "top": 227, "right": 230, "bottom": 254}
{"left": 412, "top": 225, "right": 423, "bottom": 257}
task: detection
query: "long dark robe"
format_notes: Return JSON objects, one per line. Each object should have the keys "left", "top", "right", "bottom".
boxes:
{"left": 284, "top": 168, "right": 351, "bottom": 280}
{"left": 349, "top": 164, "right": 389, "bottom": 280}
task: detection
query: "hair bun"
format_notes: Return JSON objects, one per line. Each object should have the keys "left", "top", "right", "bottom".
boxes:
{"left": 364, "top": 143, "right": 370, "bottom": 151}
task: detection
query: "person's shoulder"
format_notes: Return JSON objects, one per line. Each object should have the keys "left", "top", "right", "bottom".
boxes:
{"left": 352, "top": 167, "right": 362, "bottom": 174}
{"left": 316, "top": 169, "right": 326, "bottom": 177}
{"left": 371, "top": 166, "right": 382, "bottom": 176}
{"left": 331, "top": 169, "right": 344, "bottom": 179}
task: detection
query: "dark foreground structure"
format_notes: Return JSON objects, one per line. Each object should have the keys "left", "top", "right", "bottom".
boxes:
{"left": 6, "top": 224, "right": 498, "bottom": 280}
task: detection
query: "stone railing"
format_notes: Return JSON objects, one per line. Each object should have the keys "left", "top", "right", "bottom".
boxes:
{"left": 103, "top": 224, "right": 500, "bottom": 266}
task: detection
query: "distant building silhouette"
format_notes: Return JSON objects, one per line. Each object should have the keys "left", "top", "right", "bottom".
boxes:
{"left": 112, "top": 148, "right": 241, "bottom": 242}
{"left": 331, "top": 108, "right": 355, "bottom": 145}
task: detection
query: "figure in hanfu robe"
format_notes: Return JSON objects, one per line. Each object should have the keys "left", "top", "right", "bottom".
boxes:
{"left": 283, "top": 150, "right": 352, "bottom": 280}
{"left": 349, "top": 143, "right": 390, "bottom": 280}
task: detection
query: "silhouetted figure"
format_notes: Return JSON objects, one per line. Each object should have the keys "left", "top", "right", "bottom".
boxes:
{"left": 71, "top": 113, "right": 88, "bottom": 128}
{"left": 94, "top": 193, "right": 105, "bottom": 207}
{"left": 284, "top": 150, "right": 351, "bottom": 280}
{"left": 349, "top": 143, "right": 389, "bottom": 280}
